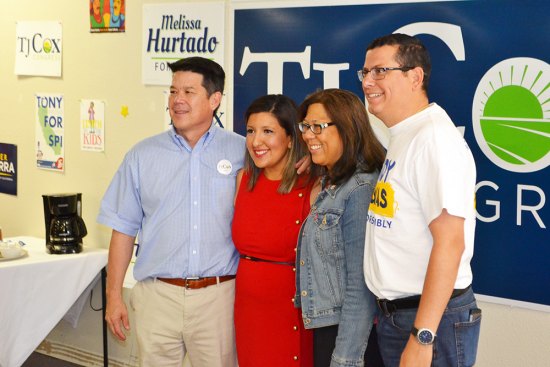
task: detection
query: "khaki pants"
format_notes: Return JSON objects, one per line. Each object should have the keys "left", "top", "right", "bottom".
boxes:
{"left": 130, "top": 278, "right": 237, "bottom": 367}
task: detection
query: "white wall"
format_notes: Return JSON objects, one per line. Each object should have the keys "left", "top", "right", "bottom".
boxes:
{"left": 1, "top": 1, "right": 549, "bottom": 366}
{"left": 0, "top": 0, "right": 164, "bottom": 247}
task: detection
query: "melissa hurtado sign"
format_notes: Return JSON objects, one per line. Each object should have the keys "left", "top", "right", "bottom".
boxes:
{"left": 141, "top": 2, "right": 225, "bottom": 86}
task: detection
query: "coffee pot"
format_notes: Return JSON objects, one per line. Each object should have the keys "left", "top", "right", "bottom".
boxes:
{"left": 42, "top": 193, "right": 87, "bottom": 254}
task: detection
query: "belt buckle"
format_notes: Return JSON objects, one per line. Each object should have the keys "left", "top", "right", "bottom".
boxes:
{"left": 184, "top": 277, "right": 200, "bottom": 289}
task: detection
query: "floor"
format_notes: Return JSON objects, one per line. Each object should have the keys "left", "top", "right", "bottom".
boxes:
{"left": 22, "top": 352, "right": 82, "bottom": 367}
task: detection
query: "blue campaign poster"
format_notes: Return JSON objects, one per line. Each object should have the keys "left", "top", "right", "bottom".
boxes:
{"left": 234, "top": 0, "right": 550, "bottom": 308}
{"left": 0, "top": 143, "right": 18, "bottom": 196}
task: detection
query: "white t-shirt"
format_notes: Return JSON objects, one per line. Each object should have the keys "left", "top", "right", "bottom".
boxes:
{"left": 364, "top": 103, "right": 476, "bottom": 300}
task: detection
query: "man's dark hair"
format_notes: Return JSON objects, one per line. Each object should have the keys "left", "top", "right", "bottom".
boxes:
{"left": 367, "top": 33, "right": 431, "bottom": 93}
{"left": 168, "top": 57, "right": 225, "bottom": 96}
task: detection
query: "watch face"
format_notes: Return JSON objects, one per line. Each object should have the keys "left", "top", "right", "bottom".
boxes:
{"left": 418, "top": 329, "right": 434, "bottom": 345}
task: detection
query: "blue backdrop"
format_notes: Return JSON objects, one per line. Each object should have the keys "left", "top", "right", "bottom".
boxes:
{"left": 234, "top": 0, "right": 550, "bottom": 307}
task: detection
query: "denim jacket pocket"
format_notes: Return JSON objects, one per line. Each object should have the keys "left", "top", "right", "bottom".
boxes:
{"left": 312, "top": 209, "right": 343, "bottom": 254}
{"left": 313, "top": 208, "right": 342, "bottom": 229}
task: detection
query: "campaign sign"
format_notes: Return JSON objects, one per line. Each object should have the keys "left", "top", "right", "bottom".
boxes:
{"left": 15, "top": 21, "right": 62, "bottom": 77}
{"left": 142, "top": 2, "right": 225, "bottom": 86}
{"left": 234, "top": 0, "right": 550, "bottom": 308}
{"left": 36, "top": 94, "right": 65, "bottom": 172}
{"left": 0, "top": 143, "right": 17, "bottom": 196}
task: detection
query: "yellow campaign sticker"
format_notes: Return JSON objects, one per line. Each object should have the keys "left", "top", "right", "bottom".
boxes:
{"left": 369, "top": 181, "right": 397, "bottom": 218}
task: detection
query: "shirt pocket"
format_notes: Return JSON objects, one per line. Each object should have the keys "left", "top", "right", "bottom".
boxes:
{"left": 210, "top": 175, "right": 236, "bottom": 220}
{"left": 312, "top": 208, "right": 343, "bottom": 255}
{"left": 202, "top": 154, "right": 237, "bottom": 214}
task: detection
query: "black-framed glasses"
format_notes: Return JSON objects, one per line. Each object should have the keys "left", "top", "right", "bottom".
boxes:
{"left": 357, "top": 66, "right": 414, "bottom": 81}
{"left": 297, "top": 121, "right": 335, "bottom": 134}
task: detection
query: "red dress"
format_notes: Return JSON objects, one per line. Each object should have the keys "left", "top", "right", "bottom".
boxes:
{"left": 232, "top": 172, "right": 313, "bottom": 367}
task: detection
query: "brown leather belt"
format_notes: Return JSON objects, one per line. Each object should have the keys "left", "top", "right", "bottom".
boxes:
{"left": 158, "top": 275, "right": 235, "bottom": 289}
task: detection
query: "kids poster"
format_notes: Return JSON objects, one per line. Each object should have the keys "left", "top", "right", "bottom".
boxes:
{"left": 90, "top": 0, "right": 126, "bottom": 33}
{"left": 15, "top": 21, "right": 62, "bottom": 77}
{"left": 36, "top": 94, "right": 64, "bottom": 172}
{"left": 0, "top": 143, "right": 17, "bottom": 196}
{"left": 80, "top": 99, "right": 105, "bottom": 152}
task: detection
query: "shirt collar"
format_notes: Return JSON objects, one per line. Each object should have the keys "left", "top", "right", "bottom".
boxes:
{"left": 169, "top": 121, "right": 218, "bottom": 151}
{"left": 389, "top": 102, "right": 436, "bottom": 137}
{"left": 320, "top": 175, "right": 341, "bottom": 198}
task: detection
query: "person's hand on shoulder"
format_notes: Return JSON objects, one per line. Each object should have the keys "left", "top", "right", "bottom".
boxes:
{"left": 295, "top": 154, "right": 311, "bottom": 175}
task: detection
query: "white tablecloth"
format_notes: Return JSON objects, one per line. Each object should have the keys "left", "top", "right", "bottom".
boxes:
{"left": 0, "top": 236, "right": 108, "bottom": 367}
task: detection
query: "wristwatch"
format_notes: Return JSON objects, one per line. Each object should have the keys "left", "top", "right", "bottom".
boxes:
{"left": 411, "top": 326, "right": 436, "bottom": 345}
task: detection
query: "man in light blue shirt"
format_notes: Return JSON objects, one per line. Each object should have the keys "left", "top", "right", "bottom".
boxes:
{"left": 97, "top": 57, "right": 244, "bottom": 367}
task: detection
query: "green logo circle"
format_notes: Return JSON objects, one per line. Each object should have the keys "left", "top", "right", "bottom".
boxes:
{"left": 43, "top": 39, "right": 52, "bottom": 53}
{"left": 472, "top": 58, "right": 550, "bottom": 172}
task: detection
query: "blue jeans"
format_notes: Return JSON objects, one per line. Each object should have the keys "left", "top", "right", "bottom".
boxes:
{"left": 376, "top": 288, "right": 481, "bottom": 367}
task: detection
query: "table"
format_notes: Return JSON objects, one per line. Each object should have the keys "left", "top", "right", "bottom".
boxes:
{"left": 0, "top": 236, "right": 108, "bottom": 367}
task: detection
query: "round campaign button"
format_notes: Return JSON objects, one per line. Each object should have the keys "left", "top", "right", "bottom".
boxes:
{"left": 217, "top": 159, "right": 233, "bottom": 175}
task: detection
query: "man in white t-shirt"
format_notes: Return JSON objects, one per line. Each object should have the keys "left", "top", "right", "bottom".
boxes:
{"left": 360, "top": 33, "right": 481, "bottom": 367}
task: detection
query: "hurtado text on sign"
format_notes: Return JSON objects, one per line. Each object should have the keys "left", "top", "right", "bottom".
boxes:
{"left": 146, "top": 14, "right": 219, "bottom": 54}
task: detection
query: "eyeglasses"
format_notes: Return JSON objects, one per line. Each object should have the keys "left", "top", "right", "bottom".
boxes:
{"left": 297, "top": 121, "right": 335, "bottom": 134}
{"left": 357, "top": 66, "right": 414, "bottom": 81}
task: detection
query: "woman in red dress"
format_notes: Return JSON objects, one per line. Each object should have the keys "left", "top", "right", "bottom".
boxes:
{"left": 232, "top": 95, "right": 317, "bottom": 367}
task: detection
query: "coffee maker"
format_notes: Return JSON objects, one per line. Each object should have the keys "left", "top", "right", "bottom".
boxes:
{"left": 42, "top": 193, "right": 87, "bottom": 254}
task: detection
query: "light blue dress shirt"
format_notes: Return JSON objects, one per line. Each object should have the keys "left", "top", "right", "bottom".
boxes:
{"left": 97, "top": 123, "right": 245, "bottom": 280}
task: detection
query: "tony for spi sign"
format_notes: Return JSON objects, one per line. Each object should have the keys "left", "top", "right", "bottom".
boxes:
{"left": 15, "top": 21, "right": 62, "bottom": 77}
{"left": 142, "top": 2, "right": 224, "bottom": 86}
{"left": 36, "top": 94, "right": 64, "bottom": 172}
{"left": 0, "top": 143, "right": 17, "bottom": 196}
{"left": 234, "top": 0, "right": 550, "bottom": 309}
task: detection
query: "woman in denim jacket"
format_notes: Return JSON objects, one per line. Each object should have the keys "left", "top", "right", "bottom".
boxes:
{"left": 295, "top": 89, "right": 386, "bottom": 367}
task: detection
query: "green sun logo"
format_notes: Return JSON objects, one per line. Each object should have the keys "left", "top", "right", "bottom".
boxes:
{"left": 43, "top": 39, "right": 52, "bottom": 53}
{"left": 472, "top": 58, "right": 550, "bottom": 172}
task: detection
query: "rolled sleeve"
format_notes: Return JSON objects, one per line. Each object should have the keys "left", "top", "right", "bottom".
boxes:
{"left": 97, "top": 152, "right": 142, "bottom": 237}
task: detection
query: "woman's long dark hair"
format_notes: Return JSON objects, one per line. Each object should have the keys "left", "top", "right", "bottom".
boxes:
{"left": 298, "top": 89, "right": 385, "bottom": 186}
{"left": 244, "top": 94, "right": 308, "bottom": 193}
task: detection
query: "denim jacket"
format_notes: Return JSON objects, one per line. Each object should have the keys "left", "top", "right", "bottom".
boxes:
{"left": 295, "top": 171, "right": 378, "bottom": 367}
